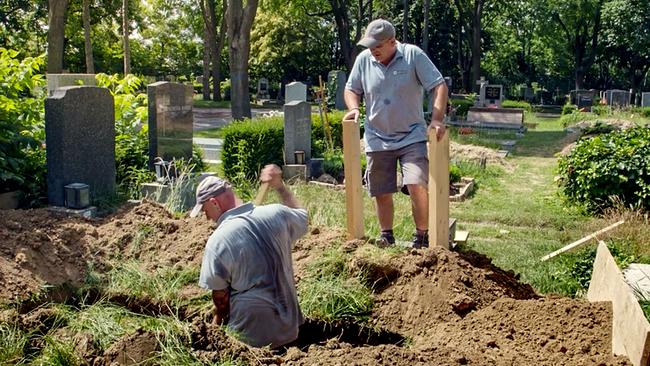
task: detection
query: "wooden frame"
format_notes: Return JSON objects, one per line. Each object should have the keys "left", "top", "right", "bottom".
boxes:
{"left": 428, "top": 130, "right": 450, "bottom": 248}
{"left": 342, "top": 118, "right": 364, "bottom": 239}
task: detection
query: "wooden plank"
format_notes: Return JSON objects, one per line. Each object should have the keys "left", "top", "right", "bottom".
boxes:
{"left": 540, "top": 220, "right": 625, "bottom": 261}
{"left": 587, "top": 242, "right": 650, "bottom": 366}
{"left": 254, "top": 182, "right": 270, "bottom": 206}
{"left": 342, "top": 118, "right": 364, "bottom": 239}
{"left": 428, "top": 130, "right": 450, "bottom": 249}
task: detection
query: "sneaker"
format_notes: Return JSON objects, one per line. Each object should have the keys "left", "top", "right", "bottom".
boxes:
{"left": 412, "top": 232, "right": 429, "bottom": 249}
{"left": 376, "top": 232, "right": 395, "bottom": 247}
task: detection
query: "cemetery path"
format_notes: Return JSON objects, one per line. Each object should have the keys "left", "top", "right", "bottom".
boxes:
{"left": 0, "top": 200, "right": 630, "bottom": 365}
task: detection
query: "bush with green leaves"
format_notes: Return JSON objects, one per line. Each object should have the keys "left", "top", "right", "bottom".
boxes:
{"left": 562, "top": 104, "right": 578, "bottom": 115}
{"left": 557, "top": 126, "right": 650, "bottom": 212}
{"left": 0, "top": 48, "right": 47, "bottom": 204}
{"left": 632, "top": 106, "right": 650, "bottom": 118}
{"left": 502, "top": 99, "right": 532, "bottom": 112}
{"left": 450, "top": 97, "right": 474, "bottom": 117}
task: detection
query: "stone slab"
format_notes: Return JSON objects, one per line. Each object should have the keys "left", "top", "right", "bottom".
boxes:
{"left": 588, "top": 242, "right": 650, "bottom": 366}
{"left": 282, "top": 164, "right": 307, "bottom": 181}
{"left": 467, "top": 107, "right": 524, "bottom": 125}
{"left": 47, "top": 205, "right": 97, "bottom": 218}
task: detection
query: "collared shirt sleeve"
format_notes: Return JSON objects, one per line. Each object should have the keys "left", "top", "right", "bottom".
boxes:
{"left": 283, "top": 207, "right": 309, "bottom": 245}
{"left": 345, "top": 53, "right": 364, "bottom": 95}
{"left": 199, "top": 245, "right": 230, "bottom": 291}
{"left": 414, "top": 47, "right": 444, "bottom": 92}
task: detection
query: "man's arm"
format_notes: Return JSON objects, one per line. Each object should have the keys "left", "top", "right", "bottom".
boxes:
{"left": 428, "top": 82, "right": 449, "bottom": 141}
{"left": 211, "top": 289, "right": 230, "bottom": 325}
{"left": 343, "top": 89, "right": 362, "bottom": 122}
{"left": 259, "top": 164, "right": 302, "bottom": 209}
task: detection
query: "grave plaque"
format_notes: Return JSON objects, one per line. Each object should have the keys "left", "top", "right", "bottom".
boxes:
{"left": 285, "top": 82, "right": 307, "bottom": 103}
{"left": 46, "top": 74, "right": 97, "bottom": 96}
{"left": 257, "top": 77, "right": 270, "bottom": 100}
{"left": 45, "top": 86, "right": 115, "bottom": 206}
{"left": 283, "top": 101, "right": 311, "bottom": 165}
{"left": 642, "top": 92, "right": 650, "bottom": 107}
{"left": 147, "top": 82, "right": 194, "bottom": 169}
{"left": 481, "top": 85, "right": 503, "bottom": 107}
{"left": 328, "top": 70, "right": 347, "bottom": 110}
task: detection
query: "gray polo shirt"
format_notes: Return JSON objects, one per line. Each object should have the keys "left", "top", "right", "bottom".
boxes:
{"left": 346, "top": 42, "right": 444, "bottom": 152}
{"left": 199, "top": 202, "right": 308, "bottom": 348}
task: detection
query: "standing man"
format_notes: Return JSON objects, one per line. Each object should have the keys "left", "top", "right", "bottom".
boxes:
{"left": 190, "top": 164, "right": 308, "bottom": 348}
{"left": 344, "top": 19, "right": 448, "bottom": 248}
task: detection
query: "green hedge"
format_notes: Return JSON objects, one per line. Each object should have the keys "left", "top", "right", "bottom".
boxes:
{"left": 502, "top": 100, "right": 532, "bottom": 112}
{"left": 557, "top": 126, "right": 650, "bottom": 213}
{"left": 450, "top": 98, "right": 474, "bottom": 117}
{"left": 632, "top": 107, "right": 650, "bottom": 118}
{"left": 221, "top": 117, "right": 285, "bottom": 182}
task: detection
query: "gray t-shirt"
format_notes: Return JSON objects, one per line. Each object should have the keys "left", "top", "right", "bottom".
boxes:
{"left": 346, "top": 42, "right": 444, "bottom": 152}
{"left": 199, "top": 202, "right": 308, "bottom": 348}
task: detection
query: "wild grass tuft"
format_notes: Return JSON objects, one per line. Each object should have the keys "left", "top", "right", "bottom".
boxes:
{"left": 65, "top": 301, "right": 140, "bottom": 351}
{"left": 0, "top": 323, "right": 28, "bottom": 365}
{"left": 298, "top": 274, "right": 373, "bottom": 323}
{"left": 32, "top": 336, "right": 80, "bottom": 366}
{"left": 106, "top": 261, "right": 199, "bottom": 307}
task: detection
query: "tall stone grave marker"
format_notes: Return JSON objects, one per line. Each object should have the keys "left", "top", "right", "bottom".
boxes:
{"left": 147, "top": 82, "right": 194, "bottom": 169}
{"left": 46, "top": 74, "right": 97, "bottom": 96}
{"left": 642, "top": 93, "right": 650, "bottom": 107}
{"left": 257, "top": 77, "right": 270, "bottom": 100}
{"left": 285, "top": 82, "right": 307, "bottom": 103}
{"left": 328, "top": 70, "right": 347, "bottom": 110}
{"left": 283, "top": 100, "right": 311, "bottom": 165}
{"left": 45, "top": 86, "right": 115, "bottom": 206}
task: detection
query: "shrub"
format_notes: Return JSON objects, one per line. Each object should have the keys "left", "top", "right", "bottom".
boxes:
{"left": 562, "top": 104, "right": 578, "bottom": 115}
{"left": 631, "top": 106, "right": 650, "bottom": 118}
{"left": 0, "top": 48, "right": 46, "bottom": 204}
{"left": 590, "top": 105, "right": 609, "bottom": 116}
{"left": 450, "top": 97, "right": 474, "bottom": 117}
{"left": 449, "top": 164, "right": 462, "bottom": 183}
{"left": 221, "top": 116, "right": 284, "bottom": 184}
{"left": 557, "top": 126, "right": 650, "bottom": 213}
{"left": 559, "top": 111, "right": 596, "bottom": 127}
{"left": 502, "top": 100, "right": 532, "bottom": 112}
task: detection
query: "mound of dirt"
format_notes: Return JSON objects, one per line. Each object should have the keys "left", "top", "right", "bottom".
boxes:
{"left": 450, "top": 141, "right": 512, "bottom": 169}
{"left": 0, "top": 202, "right": 632, "bottom": 364}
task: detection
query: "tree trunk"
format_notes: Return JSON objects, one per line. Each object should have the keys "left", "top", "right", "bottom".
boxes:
{"left": 227, "top": 0, "right": 258, "bottom": 120}
{"left": 402, "top": 0, "right": 408, "bottom": 42}
{"left": 422, "top": 0, "right": 430, "bottom": 55}
{"left": 47, "top": 0, "right": 69, "bottom": 73}
{"left": 214, "top": 3, "right": 228, "bottom": 101}
{"left": 202, "top": 7, "right": 211, "bottom": 101}
{"left": 200, "top": 0, "right": 216, "bottom": 99}
{"left": 82, "top": 0, "right": 94, "bottom": 73}
{"left": 122, "top": 0, "right": 130, "bottom": 75}
{"left": 471, "top": 0, "right": 482, "bottom": 92}
{"left": 330, "top": 0, "right": 356, "bottom": 70}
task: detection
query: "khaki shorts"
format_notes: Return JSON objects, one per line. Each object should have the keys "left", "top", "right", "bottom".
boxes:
{"left": 365, "top": 142, "right": 428, "bottom": 197}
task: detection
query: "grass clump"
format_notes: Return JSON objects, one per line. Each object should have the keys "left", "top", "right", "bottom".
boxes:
{"left": 65, "top": 302, "right": 140, "bottom": 351}
{"left": 32, "top": 336, "right": 80, "bottom": 366}
{"left": 0, "top": 323, "right": 28, "bottom": 364}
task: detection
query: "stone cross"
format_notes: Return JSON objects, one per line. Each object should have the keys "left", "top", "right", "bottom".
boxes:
{"left": 147, "top": 82, "right": 194, "bottom": 169}
{"left": 45, "top": 86, "right": 115, "bottom": 206}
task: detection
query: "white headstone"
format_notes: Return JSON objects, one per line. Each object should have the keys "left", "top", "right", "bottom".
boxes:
{"left": 285, "top": 81, "right": 307, "bottom": 103}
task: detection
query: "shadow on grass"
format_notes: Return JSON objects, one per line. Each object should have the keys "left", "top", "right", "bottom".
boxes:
{"left": 512, "top": 130, "right": 575, "bottom": 158}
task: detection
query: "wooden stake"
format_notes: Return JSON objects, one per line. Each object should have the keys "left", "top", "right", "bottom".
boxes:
{"left": 540, "top": 220, "right": 625, "bottom": 261}
{"left": 428, "top": 130, "right": 450, "bottom": 248}
{"left": 342, "top": 118, "right": 364, "bottom": 239}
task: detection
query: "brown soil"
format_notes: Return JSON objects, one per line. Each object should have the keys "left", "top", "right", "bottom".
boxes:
{"left": 0, "top": 201, "right": 631, "bottom": 365}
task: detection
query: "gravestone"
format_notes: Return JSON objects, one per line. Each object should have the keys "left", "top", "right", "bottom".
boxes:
{"left": 475, "top": 78, "right": 489, "bottom": 106}
{"left": 46, "top": 74, "right": 97, "bottom": 96}
{"left": 606, "top": 89, "right": 631, "bottom": 107}
{"left": 257, "top": 77, "right": 270, "bottom": 100}
{"left": 480, "top": 85, "right": 503, "bottom": 107}
{"left": 328, "top": 70, "right": 347, "bottom": 110}
{"left": 642, "top": 93, "right": 650, "bottom": 107}
{"left": 283, "top": 101, "right": 311, "bottom": 165}
{"left": 147, "top": 82, "right": 194, "bottom": 169}
{"left": 285, "top": 81, "right": 307, "bottom": 103}
{"left": 45, "top": 86, "right": 115, "bottom": 206}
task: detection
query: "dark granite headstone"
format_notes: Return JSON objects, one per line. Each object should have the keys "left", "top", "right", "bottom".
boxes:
{"left": 328, "top": 70, "right": 347, "bottom": 110}
{"left": 45, "top": 86, "right": 115, "bottom": 206}
{"left": 642, "top": 93, "right": 650, "bottom": 108}
{"left": 147, "top": 82, "right": 194, "bottom": 169}
{"left": 283, "top": 101, "right": 311, "bottom": 165}
{"left": 606, "top": 89, "right": 631, "bottom": 107}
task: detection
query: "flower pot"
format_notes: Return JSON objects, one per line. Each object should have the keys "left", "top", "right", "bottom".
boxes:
{"left": 0, "top": 190, "right": 21, "bottom": 209}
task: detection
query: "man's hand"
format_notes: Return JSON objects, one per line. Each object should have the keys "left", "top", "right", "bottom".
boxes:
{"left": 428, "top": 120, "right": 446, "bottom": 141}
{"left": 211, "top": 289, "right": 230, "bottom": 325}
{"left": 343, "top": 108, "right": 360, "bottom": 122}
{"left": 259, "top": 164, "right": 283, "bottom": 190}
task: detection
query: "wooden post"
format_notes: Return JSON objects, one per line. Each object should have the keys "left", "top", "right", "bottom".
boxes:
{"left": 428, "top": 130, "right": 450, "bottom": 248}
{"left": 342, "top": 118, "right": 364, "bottom": 239}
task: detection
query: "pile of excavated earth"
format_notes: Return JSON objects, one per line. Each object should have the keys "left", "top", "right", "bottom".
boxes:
{"left": 0, "top": 201, "right": 630, "bottom": 365}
